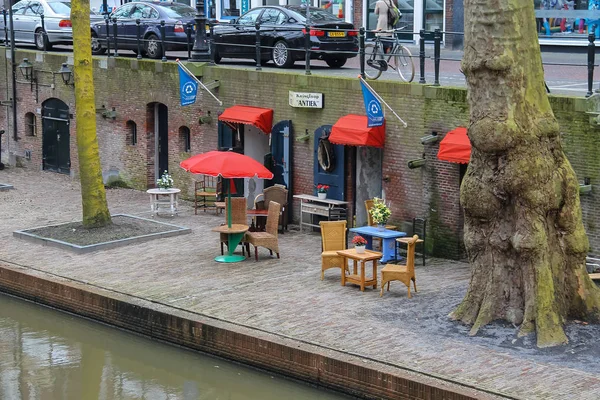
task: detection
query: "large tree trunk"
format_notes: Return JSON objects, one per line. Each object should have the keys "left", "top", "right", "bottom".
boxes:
{"left": 72, "top": 0, "right": 111, "bottom": 228}
{"left": 451, "top": 0, "right": 600, "bottom": 347}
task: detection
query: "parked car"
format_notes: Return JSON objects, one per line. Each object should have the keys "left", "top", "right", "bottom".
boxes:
{"left": 212, "top": 6, "right": 358, "bottom": 68}
{"left": 0, "top": 0, "right": 102, "bottom": 50}
{"left": 90, "top": 1, "right": 196, "bottom": 59}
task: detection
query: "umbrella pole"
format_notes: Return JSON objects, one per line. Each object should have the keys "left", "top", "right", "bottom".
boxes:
{"left": 227, "top": 185, "right": 232, "bottom": 228}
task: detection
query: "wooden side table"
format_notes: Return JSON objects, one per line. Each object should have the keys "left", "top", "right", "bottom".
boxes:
{"left": 337, "top": 248, "right": 383, "bottom": 292}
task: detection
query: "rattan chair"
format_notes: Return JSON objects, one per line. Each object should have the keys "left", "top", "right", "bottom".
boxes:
{"left": 244, "top": 201, "right": 281, "bottom": 261}
{"left": 319, "top": 220, "right": 348, "bottom": 280}
{"left": 220, "top": 197, "right": 247, "bottom": 256}
{"left": 380, "top": 235, "right": 419, "bottom": 298}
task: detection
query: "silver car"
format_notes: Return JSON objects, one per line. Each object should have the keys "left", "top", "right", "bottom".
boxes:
{"left": 0, "top": 0, "right": 101, "bottom": 50}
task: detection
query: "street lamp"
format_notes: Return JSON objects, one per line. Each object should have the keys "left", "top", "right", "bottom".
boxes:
{"left": 58, "top": 63, "right": 73, "bottom": 85}
{"left": 18, "top": 58, "right": 34, "bottom": 81}
{"left": 190, "top": 0, "right": 210, "bottom": 62}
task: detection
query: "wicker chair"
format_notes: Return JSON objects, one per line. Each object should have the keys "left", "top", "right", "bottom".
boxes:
{"left": 254, "top": 185, "right": 288, "bottom": 232}
{"left": 319, "top": 220, "right": 348, "bottom": 280}
{"left": 244, "top": 201, "right": 281, "bottom": 261}
{"left": 380, "top": 235, "right": 419, "bottom": 298}
{"left": 220, "top": 197, "right": 247, "bottom": 256}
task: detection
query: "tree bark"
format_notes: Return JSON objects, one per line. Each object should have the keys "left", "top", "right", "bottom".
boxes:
{"left": 72, "top": 0, "right": 111, "bottom": 228}
{"left": 451, "top": 0, "right": 600, "bottom": 347}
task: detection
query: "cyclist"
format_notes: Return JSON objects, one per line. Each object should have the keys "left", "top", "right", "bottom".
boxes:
{"left": 374, "top": 0, "right": 398, "bottom": 54}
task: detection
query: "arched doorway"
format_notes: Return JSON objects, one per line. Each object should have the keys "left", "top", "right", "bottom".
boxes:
{"left": 146, "top": 102, "right": 169, "bottom": 185}
{"left": 42, "top": 98, "right": 70, "bottom": 174}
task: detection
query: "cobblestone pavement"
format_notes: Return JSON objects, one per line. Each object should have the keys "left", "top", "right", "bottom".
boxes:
{"left": 1, "top": 168, "right": 599, "bottom": 399}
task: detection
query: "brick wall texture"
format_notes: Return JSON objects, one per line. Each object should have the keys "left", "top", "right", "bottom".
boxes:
{"left": 1, "top": 48, "right": 599, "bottom": 260}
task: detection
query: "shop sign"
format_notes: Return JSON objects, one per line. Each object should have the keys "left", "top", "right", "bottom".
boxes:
{"left": 288, "top": 91, "right": 323, "bottom": 108}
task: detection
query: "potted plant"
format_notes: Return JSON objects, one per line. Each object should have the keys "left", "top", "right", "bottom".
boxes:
{"left": 157, "top": 170, "right": 174, "bottom": 190}
{"left": 369, "top": 197, "right": 391, "bottom": 230}
{"left": 352, "top": 235, "right": 368, "bottom": 253}
{"left": 315, "top": 184, "right": 330, "bottom": 200}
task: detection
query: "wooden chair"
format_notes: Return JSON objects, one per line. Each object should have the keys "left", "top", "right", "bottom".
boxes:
{"left": 254, "top": 185, "right": 288, "bottom": 232}
{"left": 194, "top": 176, "right": 221, "bottom": 215}
{"left": 244, "top": 201, "right": 281, "bottom": 261}
{"left": 380, "top": 235, "right": 419, "bottom": 298}
{"left": 220, "top": 197, "right": 247, "bottom": 256}
{"left": 319, "top": 220, "right": 348, "bottom": 280}
{"left": 396, "top": 218, "right": 426, "bottom": 266}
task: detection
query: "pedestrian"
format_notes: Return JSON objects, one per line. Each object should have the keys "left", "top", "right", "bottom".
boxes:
{"left": 374, "top": 0, "right": 398, "bottom": 53}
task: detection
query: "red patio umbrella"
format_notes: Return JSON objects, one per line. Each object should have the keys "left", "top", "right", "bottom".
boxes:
{"left": 180, "top": 151, "right": 274, "bottom": 228}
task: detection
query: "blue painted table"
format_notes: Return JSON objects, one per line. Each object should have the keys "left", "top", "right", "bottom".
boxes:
{"left": 349, "top": 226, "right": 406, "bottom": 263}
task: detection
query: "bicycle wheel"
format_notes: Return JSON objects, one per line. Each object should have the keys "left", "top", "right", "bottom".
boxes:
{"left": 364, "top": 43, "right": 383, "bottom": 80}
{"left": 392, "top": 45, "right": 415, "bottom": 82}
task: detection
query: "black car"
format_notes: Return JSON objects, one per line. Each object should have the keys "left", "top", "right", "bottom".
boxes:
{"left": 212, "top": 6, "right": 358, "bottom": 68}
{"left": 91, "top": 1, "right": 196, "bottom": 59}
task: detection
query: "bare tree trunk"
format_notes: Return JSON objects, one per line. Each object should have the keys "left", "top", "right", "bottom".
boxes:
{"left": 72, "top": 0, "right": 111, "bottom": 228}
{"left": 451, "top": 0, "right": 600, "bottom": 347}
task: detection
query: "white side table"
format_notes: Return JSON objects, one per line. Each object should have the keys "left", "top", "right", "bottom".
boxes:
{"left": 147, "top": 188, "right": 180, "bottom": 215}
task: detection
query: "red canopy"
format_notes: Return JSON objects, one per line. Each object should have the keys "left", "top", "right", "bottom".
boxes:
{"left": 218, "top": 105, "right": 274, "bottom": 134}
{"left": 328, "top": 115, "right": 385, "bottom": 148}
{"left": 437, "top": 127, "right": 471, "bottom": 164}
{"left": 180, "top": 151, "right": 274, "bottom": 179}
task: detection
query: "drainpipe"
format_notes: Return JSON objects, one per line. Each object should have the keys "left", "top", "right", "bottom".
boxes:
{"left": 8, "top": 0, "right": 17, "bottom": 142}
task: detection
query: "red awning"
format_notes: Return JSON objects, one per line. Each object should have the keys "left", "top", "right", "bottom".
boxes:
{"left": 218, "top": 105, "right": 274, "bottom": 134}
{"left": 328, "top": 115, "right": 385, "bottom": 148}
{"left": 437, "top": 127, "right": 471, "bottom": 164}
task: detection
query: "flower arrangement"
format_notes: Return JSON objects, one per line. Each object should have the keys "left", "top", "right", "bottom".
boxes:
{"left": 369, "top": 197, "right": 391, "bottom": 225}
{"left": 156, "top": 170, "right": 174, "bottom": 189}
{"left": 315, "top": 184, "right": 330, "bottom": 194}
{"left": 352, "top": 235, "right": 368, "bottom": 246}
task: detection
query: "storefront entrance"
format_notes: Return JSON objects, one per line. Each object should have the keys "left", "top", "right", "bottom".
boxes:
{"left": 355, "top": 146, "right": 383, "bottom": 226}
{"left": 365, "top": 0, "right": 444, "bottom": 41}
{"left": 41, "top": 98, "right": 70, "bottom": 175}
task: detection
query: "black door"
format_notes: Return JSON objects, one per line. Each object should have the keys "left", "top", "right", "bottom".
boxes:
{"left": 157, "top": 103, "right": 169, "bottom": 176}
{"left": 42, "top": 99, "right": 70, "bottom": 174}
{"left": 217, "top": 120, "right": 244, "bottom": 196}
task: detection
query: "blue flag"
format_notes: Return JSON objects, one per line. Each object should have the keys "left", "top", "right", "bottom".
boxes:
{"left": 178, "top": 64, "right": 198, "bottom": 107}
{"left": 360, "top": 79, "right": 384, "bottom": 127}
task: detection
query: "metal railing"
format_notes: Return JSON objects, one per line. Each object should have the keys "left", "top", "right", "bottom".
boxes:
{"left": 1, "top": 10, "right": 599, "bottom": 97}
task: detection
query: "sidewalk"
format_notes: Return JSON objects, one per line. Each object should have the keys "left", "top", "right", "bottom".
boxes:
{"left": 1, "top": 168, "right": 599, "bottom": 399}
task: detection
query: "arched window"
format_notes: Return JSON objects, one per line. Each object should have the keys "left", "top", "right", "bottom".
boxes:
{"left": 179, "top": 126, "right": 191, "bottom": 153}
{"left": 24, "top": 112, "right": 36, "bottom": 136}
{"left": 126, "top": 120, "right": 137, "bottom": 145}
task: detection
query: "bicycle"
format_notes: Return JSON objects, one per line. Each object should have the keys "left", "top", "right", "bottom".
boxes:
{"left": 364, "top": 28, "right": 415, "bottom": 82}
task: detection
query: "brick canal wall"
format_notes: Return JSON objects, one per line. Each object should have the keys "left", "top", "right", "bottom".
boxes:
{"left": 1, "top": 48, "right": 599, "bottom": 259}
{"left": 0, "top": 261, "right": 501, "bottom": 400}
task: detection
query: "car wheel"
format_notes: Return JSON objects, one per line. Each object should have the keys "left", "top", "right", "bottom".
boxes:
{"left": 272, "top": 40, "right": 293, "bottom": 68}
{"left": 325, "top": 57, "right": 347, "bottom": 68}
{"left": 145, "top": 34, "right": 163, "bottom": 59}
{"left": 91, "top": 32, "right": 106, "bottom": 55}
{"left": 35, "top": 29, "right": 52, "bottom": 51}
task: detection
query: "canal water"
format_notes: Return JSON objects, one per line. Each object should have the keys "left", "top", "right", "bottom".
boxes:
{"left": 0, "top": 294, "right": 353, "bottom": 399}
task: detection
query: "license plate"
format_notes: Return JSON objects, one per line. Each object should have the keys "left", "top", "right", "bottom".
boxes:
{"left": 328, "top": 31, "right": 346, "bottom": 37}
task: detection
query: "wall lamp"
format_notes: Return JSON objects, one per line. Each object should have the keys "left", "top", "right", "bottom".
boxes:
{"left": 420, "top": 131, "right": 439, "bottom": 145}
{"left": 16, "top": 59, "right": 74, "bottom": 103}
{"left": 58, "top": 63, "right": 74, "bottom": 86}
{"left": 580, "top": 177, "right": 593, "bottom": 195}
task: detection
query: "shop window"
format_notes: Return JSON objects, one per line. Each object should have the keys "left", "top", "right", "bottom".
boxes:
{"left": 24, "top": 112, "right": 36, "bottom": 136}
{"left": 180, "top": 126, "right": 191, "bottom": 153}
{"left": 535, "top": 0, "right": 591, "bottom": 39}
{"left": 126, "top": 120, "right": 137, "bottom": 145}
{"left": 222, "top": 0, "right": 241, "bottom": 17}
